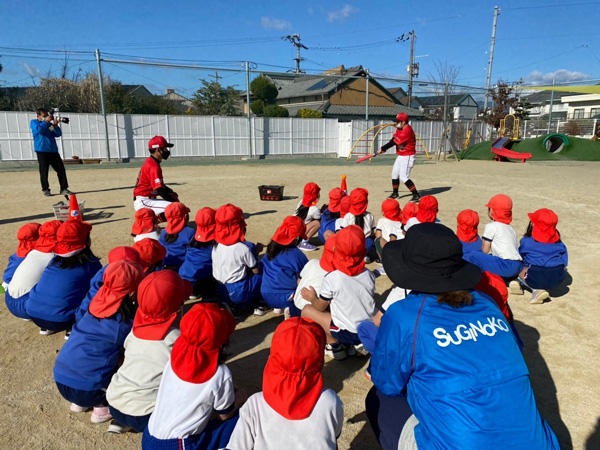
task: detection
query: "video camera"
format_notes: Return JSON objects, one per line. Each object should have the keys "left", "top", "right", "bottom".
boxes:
{"left": 49, "top": 108, "right": 70, "bottom": 124}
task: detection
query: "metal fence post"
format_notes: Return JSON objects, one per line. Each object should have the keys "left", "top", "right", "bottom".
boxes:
{"left": 114, "top": 114, "right": 121, "bottom": 159}
{"left": 365, "top": 69, "right": 369, "bottom": 121}
{"left": 95, "top": 49, "right": 111, "bottom": 161}
{"left": 245, "top": 61, "right": 253, "bottom": 157}
{"left": 211, "top": 116, "right": 217, "bottom": 157}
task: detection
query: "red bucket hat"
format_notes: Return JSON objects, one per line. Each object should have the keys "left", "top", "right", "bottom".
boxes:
{"left": 456, "top": 209, "right": 480, "bottom": 243}
{"left": 108, "top": 246, "right": 142, "bottom": 265}
{"left": 215, "top": 204, "right": 246, "bottom": 245}
{"left": 401, "top": 202, "right": 418, "bottom": 225}
{"left": 349, "top": 188, "right": 368, "bottom": 216}
{"left": 528, "top": 208, "right": 560, "bottom": 243}
{"left": 263, "top": 317, "right": 326, "bottom": 420}
{"left": 35, "top": 220, "right": 62, "bottom": 253}
{"left": 16, "top": 223, "right": 41, "bottom": 257}
{"left": 416, "top": 196, "right": 438, "bottom": 223}
{"left": 132, "top": 209, "right": 157, "bottom": 235}
{"left": 328, "top": 188, "right": 344, "bottom": 214}
{"left": 301, "top": 182, "right": 321, "bottom": 208}
{"left": 382, "top": 199, "right": 402, "bottom": 222}
{"left": 195, "top": 208, "right": 216, "bottom": 242}
{"left": 170, "top": 303, "right": 236, "bottom": 383}
{"left": 54, "top": 220, "right": 92, "bottom": 257}
{"left": 339, "top": 196, "right": 351, "bottom": 218}
{"left": 272, "top": 216, "right": 307, "bottom": 246}
{"left": 475, "top": 271, "right": 510, "bottom": 320}
{"left": 333, "top": 225, "right": 366, "bottom": 276}
{"left": 133, "top": 270, "right": 189, "bottom": 340}
{"left": 486, "top": 194, "right": 513, "bottom": 225}
{"left": 133, "top": 238, "right": 166, "bottom": 271}
{"left": 165, "top": 202, "right": 191, "bottom": 234}
{"left": 319, "top": 234, "right": 337, "bottom": 272}
{"left": 89, "top": 260, "right": 143, "bottom": 319}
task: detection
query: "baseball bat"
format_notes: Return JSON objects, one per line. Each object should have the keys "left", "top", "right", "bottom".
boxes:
{"left": 355, "top": 153, "right": 377, "bottom": 164}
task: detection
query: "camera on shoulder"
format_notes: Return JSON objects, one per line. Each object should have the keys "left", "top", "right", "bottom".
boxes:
{"left": 49, "top": 108, "right": 70, "bottom": 124}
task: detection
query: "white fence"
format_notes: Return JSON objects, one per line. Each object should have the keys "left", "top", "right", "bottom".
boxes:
{"left": 0, "top": 111, "right": 492, "bottom": 161}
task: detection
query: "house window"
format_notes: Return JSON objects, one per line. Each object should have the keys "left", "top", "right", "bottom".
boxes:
{"left": 590, "top": 108, "right": 600, "bottom": 118}
{"left": 573, "top": 108, "right": 584, "bottom": 119}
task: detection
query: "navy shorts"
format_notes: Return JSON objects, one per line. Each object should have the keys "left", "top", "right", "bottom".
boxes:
{"left": 108, "top": 405, "right": 150, "bottom": 433}
{"left": 330, "top": 321, "right": 361, "bottom": 345}
{"left": 55, "top": 382, "right": 107, "bottom": 407}
{"left": 523, "top": 265, "right": 566, "bottom": 290}
{"left": 31, "top": 317, "right": 74, "bottom": 332}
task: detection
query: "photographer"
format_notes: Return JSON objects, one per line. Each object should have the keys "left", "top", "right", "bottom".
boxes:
{"left": 30, "top": 108, "right": 72, "bottom": 196}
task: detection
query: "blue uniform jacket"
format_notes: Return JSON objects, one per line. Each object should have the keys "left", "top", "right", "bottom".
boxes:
{"left": 460, "top": 236, "right": 482, "bottom": 256}
{"left": 54, "top": 311, "right": 132, "bottom": 391}
{"left": 26, "top": 257, "right": 102, "bottom": 323}
{"left": 318, "top": 209, "right": 338, "bottom": 243}
{"left": 31, "top": 119, "right": 62, "bottom": 153}
{"left": 260, "top": 248, "right": 308, "bottom": 297}
{"left": 519, "top": 237, "right": 568, "bottom": 268}
{"left": 179, "top": 244, "right": 213, "bottom": 283}
{"left": 3, "top": 253, "right": 24, "bottom": 285}
{"left": 159, "top": 227, "right": 195, "bottom": 269}
{"left": 371, "top": 291, "right": 559, "bottom": 449}
{"left": 75, "top": 265, "right": 107, "bottom": 322}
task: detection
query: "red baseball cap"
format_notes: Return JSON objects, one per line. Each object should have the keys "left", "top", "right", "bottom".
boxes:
{"left": 395, "top": 113, "right": 408, "bottom": 122}
{"left": 272, "top": 216, "right": 307, "bottom": 246}
{"left": 148, "top": 135, "right": 174, "bottom": 150}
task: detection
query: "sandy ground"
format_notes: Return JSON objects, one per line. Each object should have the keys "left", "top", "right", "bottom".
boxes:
{"left": 0, "top": 157, "right": 599, "bottom": 449}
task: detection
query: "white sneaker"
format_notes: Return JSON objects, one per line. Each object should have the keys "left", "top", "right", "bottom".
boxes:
{"left": 530, "top": 290, "right": 550, "bottom": 304}
{"left": 108, "top": 419, "right": 132, "bottom": 434}
{"left": 325, "top": 343, "right": 347, "bottom": 360}
{"left": 373, "top": 267, "right": 386, "bottom": 277}
{"left": 39, "top": 328, "right": 58, "bottom": 336}
{"left": 283, "top": 307, "right": 291, "bottom": 320}
{"left": 273, "top": 308, "right": 283, "bottom": 315}
{"left": 509, "top": 280, "right": 524, "bottom": 295}
{"left": 91, "top": 406, "right": 112, "bottom": 424}
{"left": 253, "top": 306, "right": 269, "bottom": 316}
{"left": 70, "top": 403, "right": 90, "bottom": 413}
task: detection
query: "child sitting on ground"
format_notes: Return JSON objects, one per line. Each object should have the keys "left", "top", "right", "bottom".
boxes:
{"left": 301, "top": 225, "right": 376, "bottom": 360}
{"left": 404, "top": 195, "right": 438, "bottom": 231}
{"left": 2, "top": 223, "right": 40, "bottom": 290}
{"left": 53, "top": 260, "right": 143, "bottom": 424}
{"left": 318, "top": 187, "right": 344, "bottom": 243}
{"left": 142, "top": 303, "right": 240, "bottom": 449}
{"left": 334, "top": 196, "right": 351, "bottom": 232}
{"left": 341, "top": 188, "right": 375, "bottom": 256}
{"left": 159, "top": 202, "right": 195, "bottom": 270}
{"left": 513, "top": 208, "right": 568, "bottom": 304}
{"left": 375, "top": 199, "right": 403, "bottom": 262}
{"left": 106, "top": 270, "right": 189, "bottom": 433}
{"left": 226, "top": 317, "right": 344, "bottom": 450}
{"left": 295, "top": 182, "right": 321, "bottom": 251}
{"left": 260, "top": 216, "right": 308, "bottom": 315}
{"left": 401, "top": 202, "right": 418, "bottom": 233}
{"left": 133, "top": 238, "right": 167, "bottom": 275}
{"left": 456, "top": 209, "right": 482, "bottom": 257}
{"left": 132, "top": 209, "right": 160, "bottom": 243}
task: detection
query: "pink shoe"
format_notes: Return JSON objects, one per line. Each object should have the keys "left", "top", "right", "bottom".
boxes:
{"left": 69, "top": 403, "right": 90, "bottom": 413}
{"left": 91, "top": 406, "right": 112, "bottom": 424}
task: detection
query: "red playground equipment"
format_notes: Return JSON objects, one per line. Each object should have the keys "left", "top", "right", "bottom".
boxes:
{"left": 491, "top": 114, "right": 532, "bottom": 163}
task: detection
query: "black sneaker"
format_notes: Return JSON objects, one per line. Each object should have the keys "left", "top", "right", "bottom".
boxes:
{"left": 410, "top": 192, "right": 421, "bottom": 203}
{"left": 60, "top": 189, "right": 74, "bottom": 195}
{"left": 388, "top": 192, "right": 399, "bottom": 199}
{"left": 43, "top": 190, "right": 51, "bottom": 197}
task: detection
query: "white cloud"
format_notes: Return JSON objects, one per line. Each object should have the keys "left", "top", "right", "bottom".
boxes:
{"left": 261, "top": 16, "right": 292, "bottom": 31}
{"left": 327, "top": 4, "right": 357, "bottom": 22}
{"left": 526, "top": 69, "right": 590, "bottom": 85}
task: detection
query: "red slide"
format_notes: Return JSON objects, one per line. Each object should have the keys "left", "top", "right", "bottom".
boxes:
{"left": 491, "top": 138, "right": 532, "bottom": 163}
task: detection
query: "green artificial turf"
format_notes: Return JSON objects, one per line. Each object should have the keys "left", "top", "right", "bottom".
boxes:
{"left": 459, "top": 135, "right": 600, "bottom": 161}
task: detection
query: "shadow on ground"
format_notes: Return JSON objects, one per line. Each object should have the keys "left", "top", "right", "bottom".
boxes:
{"left": 0, "top": 205, "right": 126, "bottom": 225}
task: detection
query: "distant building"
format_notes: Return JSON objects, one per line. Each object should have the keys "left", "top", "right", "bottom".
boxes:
{"left": 161, "top": 88, "right": 194, "bottom": 113}
{"left": 416, "top": 94, "right": 478, "bottom": 120}
{"left": 388, "top": 87, "right": 422, "bottom": 109}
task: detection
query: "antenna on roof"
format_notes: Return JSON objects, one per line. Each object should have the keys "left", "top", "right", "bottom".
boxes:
{"left": 282, "top": 34, "right": 308, "bottom": 74}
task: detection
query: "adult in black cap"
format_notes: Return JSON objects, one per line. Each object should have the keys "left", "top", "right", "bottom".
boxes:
{"left": 366, "top": 223, "right": 559, "bottom": 450}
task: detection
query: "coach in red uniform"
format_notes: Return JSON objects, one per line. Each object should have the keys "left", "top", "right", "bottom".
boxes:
{"left": 133, "top": 136, "right": 179, "bottom": 217}
{"left": 376, "top": 113, "right": 420, "bottom": 202}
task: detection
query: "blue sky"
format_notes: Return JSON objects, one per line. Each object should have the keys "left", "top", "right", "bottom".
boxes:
{"left": 2, "top": 0, "right": 599, "bottom": 97}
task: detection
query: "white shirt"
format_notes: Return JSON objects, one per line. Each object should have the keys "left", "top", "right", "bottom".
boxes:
{"left": 106, "top": 328, "right": 180, "bottom": 416}
{"left": 212, "top": 243, "right": 257, "bottom": 284}
{"left": 293, "top": 259, "right": 328, "bottom": 311}
{"left": 7, "top": 250, "right": 54, "bottom": 298}
{"left": 404, "top": 217, "right": 420, "bottom": 231}
{"left": 148, "top": 363, "right": 235, "bottom": 440}
{"left": 482, "top": 222, "right": 522, "bottom": 261}
{"left": 226, "top": 389, "right": 343, "bottom": 450}
{"left": 334, "top": 218, "right": 344, "bottom": 232}
{"left": 320, "top": 269, "right": 376, "bottom": 334}
{"left": 133, "top": 231, "right": 160, "bottom": 243}
{"left": 296, "top": 201, "right": 321, "bottom": 224}
{"left": 381, "top": 287, "right": 410, "bottom": 312}
{"left": 376, "top": 217, "right": 404, "bottom": 242}
{"left": 340, "top": 212, "right": 375, "bottom": 237}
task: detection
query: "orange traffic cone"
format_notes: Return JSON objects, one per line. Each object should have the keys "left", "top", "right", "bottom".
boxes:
{"left": 341, "top": 174, "right": 347, "bottom": 194}
{"left": 68, "top": 194, "right": 82, "bottom": 221}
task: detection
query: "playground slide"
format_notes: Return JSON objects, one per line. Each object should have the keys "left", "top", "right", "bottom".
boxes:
{"left": 491, "top": 137, "right": 532, "bottom": 163}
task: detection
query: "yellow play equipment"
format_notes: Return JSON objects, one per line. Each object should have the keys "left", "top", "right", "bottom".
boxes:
{"left": 499, "top": 114, "right": 520, "bottom": 140}
{"left": 347, "top": 123, "right": 431, "bottom": 161}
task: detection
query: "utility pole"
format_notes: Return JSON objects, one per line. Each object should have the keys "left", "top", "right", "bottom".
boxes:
{"left": 483, "top": 6, "right": 500, "bottom": 114}
{"left": 283, "top": 34, "right": 308, "bottom": 74}
{"left": 547, "top": 76, "right": 556, "bottom": 134}
{"left": 95, "top": 48, "right": 111, "bottom": 161}
{"left": 407, "top": 30, "right": 416, "bottom": 108}
{"left": 209, "top": 71, "right": 223, "bottom": 82}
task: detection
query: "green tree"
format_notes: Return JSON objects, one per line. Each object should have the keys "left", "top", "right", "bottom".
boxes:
{"left": 264, "top": 104, "right": 289, "bottom": 117}
{"left": 192, "top": 80, "right": 239, "bottom": 116}
{"left": 297, "top": 108, "right": 322, "bottom": 118}
{"left": 250, "top": 75, "right": 278, "bottom": 104}
{"left": 250, "top": 99, "right": 264, "bottom": 116}
{"left": 483, "top": 81, "right": 520, "bottom": 129}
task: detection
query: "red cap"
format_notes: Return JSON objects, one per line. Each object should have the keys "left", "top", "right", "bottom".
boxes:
{"left": 108, "top": 246, "right": 142, "bottom": 265}
{"left": 133, "top": 270, "right": 189, "bottom": 340}
{"left": 263, "top": 317, "right": 326, "bottom": 420}
{"left": 456, "top": 209, "right": 480, "bottom": 243}
{"left": 401, "top": 202, "right": 418, "bottom": 225}
{"left": 333, "top": 225, "right": 366, "bottom": 276}
{"left": 272, "top": 216, "right": 307, "bottom": 246}
{"left": 148, "top": 135, "right": 174, "bottom": 150}
{"left": 475, "top": 271, "right": 510, "bottom": 320}
{"left": 339, "top": 196, "right": 351, "bottom": 218}
{"left": 528, "top": 208, "right": 560, "bottom": 243}
{"left": 416, "top": 195, "right": 438, "bottom": 223}
{"left": 486, "top": 194, "right": 513, "bottom": 225}
{"left": 349, "top": 188, "right": 368, "bottom": 216}
{"left": 215, "top": 204, "right": 246, "bottom": 245}
{"left": 68, "top": 194, "right": 82, "bottom": 221}
{"left": 170, "top": 303, "right": 236, "bottom": 383}
{"left": 35, "top": 220, "right": 62, "bottom": 253}
{"left": 319, "top": 234, "right": 337, "bottom": 272}
{"left": 16, "top": 223, "right": 41, "bottom": 258}
{"left": 54, "top": 220, "right": 92, "bottom": 256}
{"left": 395, "top": 113, "right": 408, "bottom": 122}
{"left": 89, "top": 260, "right": 143, "bottom": 319}
{"left": 133, "top": 238, "right": 166, "bottom": 271}
{"left": 328, "top": 188, "right": 345, "bottom": 214}
{"left": 381, "top": 199, "right": 402, "bottom": 222}
{"left": 195, "top": 207, "right": 216, "bottom": 242}
{"left": 132, "top": 208, "right": 157, "bottom": 235}
{"left": 301, "top": 182, "right": 321, "bottom": 208}
{"left": 165, "top": 202, "right": 190, "bottom": 234}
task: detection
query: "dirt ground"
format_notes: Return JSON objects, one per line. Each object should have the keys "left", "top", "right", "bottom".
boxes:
{"left": 1, "top": 157, "right": 599, "bottom": 449}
